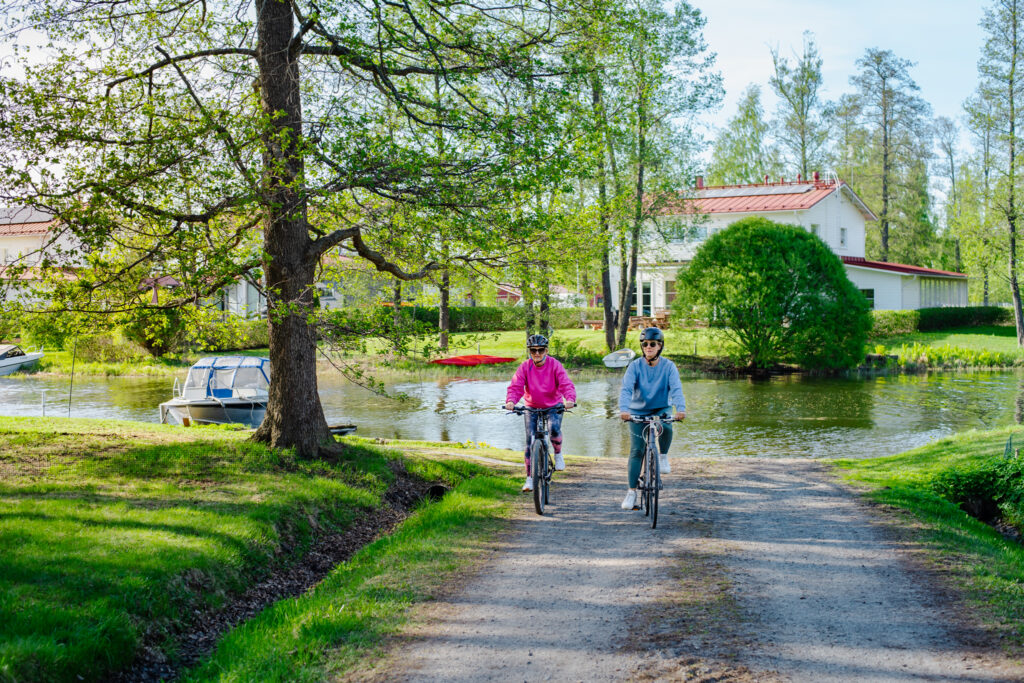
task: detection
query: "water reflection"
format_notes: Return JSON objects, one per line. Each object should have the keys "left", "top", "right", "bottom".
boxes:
{"left": 2, "top": 370, "right": 1023, "bottom": 459}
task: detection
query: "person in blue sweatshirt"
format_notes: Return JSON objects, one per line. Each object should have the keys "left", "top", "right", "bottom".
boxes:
{"left": 617, "top": 327, "right": 686, "bottom": 510}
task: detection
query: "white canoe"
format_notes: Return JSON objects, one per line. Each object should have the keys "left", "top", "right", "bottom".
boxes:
{"left": 602, "top": 348, "right": 636, "bottom": 369}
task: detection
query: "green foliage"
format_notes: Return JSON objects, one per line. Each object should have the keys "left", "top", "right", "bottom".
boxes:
{"left": 929, "top": 454, "right": 1024, "bottom": 522}
{"left": 893, "top": 342, "right": 1024, "bottom": 369}
{"left": 917, "top": 306, "right": 1012, "bottom": 331}
{"left": 679, "top": 217, "right": 870, "bottom": 369}
{"left": 706, "top": 85, "right": 781, "bottom": 185}
{"left": 344, "top": 306, "right": 603, "bottom": 334}
{"left": 186, "top": 316, "right": 270, "bottom": 353}
{"left": 869, "top": 310, "right": 920, "bottom": 338}
{"left": 548, "top": 337, "right": 604, "bottom": 367}
{"left": 120, "top": 307, "right": 186, "bottom": 357}
{"left": 74, "top": 333, "right": 149, "bottom": 363}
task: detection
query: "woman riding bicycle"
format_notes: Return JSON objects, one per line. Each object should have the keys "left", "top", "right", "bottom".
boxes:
{"left": 505, "top": 334, "right": 577, "bottom": 492}
{"left": 618, "top": 327, "right": 686, "bottom": 510}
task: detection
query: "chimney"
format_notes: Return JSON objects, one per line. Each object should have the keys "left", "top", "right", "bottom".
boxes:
{"left": 797, "top": 173, "right": 802, "bottom": 182}
{"left": 764, "top": 174, "right": 769, "bottom": 184}
{"left": 813, "top": 171, "right": 820, "bottom": 181}
{"left": 695, "top": 175, "right": 704, "bottom": 189}
{"left": 780, "top": 177, "right": 785, "bottom": 184}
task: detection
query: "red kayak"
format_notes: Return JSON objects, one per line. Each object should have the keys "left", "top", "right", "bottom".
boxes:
{"left": 430, "top": 354, "right": 516, "bottom": 366}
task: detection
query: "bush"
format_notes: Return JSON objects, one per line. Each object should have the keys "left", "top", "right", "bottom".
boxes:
{"left": 917, "top": 306, "right": 1012, "bottom": 331}
{"left": 930, "top": 455, "right": 1024, "bottom": 522}
{"left": 679, "top": 217, "right": 870, "bottom": 369}
{"left": 549, "top": 336, "right": 603, "bottom": 367}
{"left": 869, "top": 310, "right": 920, "bottom": 338}
{"left": 73, "top": 333, "right": 149, "bottom": 363}
{"left": 121, "top": 307, "right": 186, "bottom": 357}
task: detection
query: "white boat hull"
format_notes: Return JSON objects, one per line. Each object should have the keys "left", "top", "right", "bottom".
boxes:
{"left": 159, "top": 398, "right": 267, "bottom": 427}
{"left": 602, "top": 348, "right": 636, "bottom": 368}
{"left": 0, "top": 352, "right": 44, "bottom": 376}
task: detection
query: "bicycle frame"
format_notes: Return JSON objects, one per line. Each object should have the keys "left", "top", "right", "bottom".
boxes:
{"left": 507, "top": 405, "right": 566, "bottom": 515}
{"left": 629, "top": 414, "right": 676, "bottom": 529}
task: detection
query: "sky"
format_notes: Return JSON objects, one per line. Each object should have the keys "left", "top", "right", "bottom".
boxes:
{"left": 688, "top": 0, "right": 987, "bottom": 148}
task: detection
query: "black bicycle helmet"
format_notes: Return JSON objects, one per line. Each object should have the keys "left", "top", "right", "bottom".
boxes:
{"left": 639, "top": 327, "right": 664, "bottom": 344}
{"left": 639, "top": 327, "right": 664, "bottom": 360}
{"left": 526, "top": 334, "right": 549, "bottom": 348}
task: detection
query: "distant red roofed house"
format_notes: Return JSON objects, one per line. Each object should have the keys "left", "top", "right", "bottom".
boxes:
{"left": 496, "top": 283, "right": 585, "bottom": 307}
{"left": 609, "top": 174, "right": 966, "bottom": 314}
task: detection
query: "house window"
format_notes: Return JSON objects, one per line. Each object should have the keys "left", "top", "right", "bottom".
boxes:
{"left": 810, "top": 223, "right": 820, "bottom": 237}
{"left": 840, "top": 227, "right": 847, "bottom": 246}
{"left": 641, "top": 282, "right": 652, "bottom": 316}
{"left": 859, "top": 288, "right": 875, "bottom": 310}
{"left": 665, "top": 280, "right": 677, "bottom": 305}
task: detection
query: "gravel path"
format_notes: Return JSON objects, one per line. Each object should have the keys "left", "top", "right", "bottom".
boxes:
{"left": 366, "top": 458, "right": 1022, "bottom": 682}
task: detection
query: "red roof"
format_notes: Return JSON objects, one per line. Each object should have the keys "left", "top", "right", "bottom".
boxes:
{"left": 841, "top": 256, "right": 966, "bottom": 279}
{"left": 662, "top": 179, "right": 877, "bottom": 220}
{"left": 0, "top": 220, "right": 53, "bottom": 237}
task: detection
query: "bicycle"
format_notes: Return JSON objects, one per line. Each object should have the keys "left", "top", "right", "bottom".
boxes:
{"left": 628, "top": 415, "right": 677, "bottom": 529}
{"left": 507, "top": 405, "right": 567, "bottom": 515}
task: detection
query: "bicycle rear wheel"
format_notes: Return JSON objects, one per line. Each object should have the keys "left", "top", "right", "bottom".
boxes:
{"left": 650, "top": 446, "right": 660, "bottom": 529}
{"left": 531, "top": 439, "right": 546, "bottom": 515}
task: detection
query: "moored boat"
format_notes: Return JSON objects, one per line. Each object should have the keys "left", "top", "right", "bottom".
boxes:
{"left": 602, "top": 348, "right": 636, "bottom": 369}
{"left": 0, "top": 344, "right": 44, "bottom": 376}
{"left": 159, "top": 355, "right": 270, "bottom": 427}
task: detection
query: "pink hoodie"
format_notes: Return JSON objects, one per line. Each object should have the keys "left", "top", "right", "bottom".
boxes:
{"left": 505, "top": 356, "right": 577, "bottom": 408}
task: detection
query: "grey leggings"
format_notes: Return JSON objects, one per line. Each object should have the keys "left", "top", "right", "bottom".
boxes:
{"left": 628, "top": 420, "right": 673, "bottom": 489}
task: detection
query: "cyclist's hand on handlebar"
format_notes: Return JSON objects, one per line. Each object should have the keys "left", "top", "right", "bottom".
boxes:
{"left": 505, "top": 401, "right": 515, "bottom": 411}
{"left": 619, "top": 411, "right": 630, "bottom": 422}
{"left": 675, "top": 411, "right": 686, "bottom": 421}
{"left": 564, "top": 400, "right": 575, "bottom": 410}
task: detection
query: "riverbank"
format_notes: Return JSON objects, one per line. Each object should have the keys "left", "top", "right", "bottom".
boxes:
{"left": 0, "top": 416, "right": 524, "bottom": 682}
{"left": 833, "top": 424, "right": 1024, "bottom": 648}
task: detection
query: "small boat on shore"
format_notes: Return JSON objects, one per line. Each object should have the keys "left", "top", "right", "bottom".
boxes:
{"left": 0, "top": 344, "right": 44, "bottom": 376}
{"left": 160, "top": 356, "right": 270, "bottom": 427}
{"left": 602, "top": 348, "right": 636, "bottom": 369}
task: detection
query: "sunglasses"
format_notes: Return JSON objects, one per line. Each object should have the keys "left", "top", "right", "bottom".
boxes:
{"left": 641, "top": 341, "right": 661, "bottom": 348}
{"left": 529, "top": 347, "right": 547, "bottom": 354}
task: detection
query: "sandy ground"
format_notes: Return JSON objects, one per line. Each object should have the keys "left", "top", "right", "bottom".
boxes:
{"left": 355, "top": 458, "right": 1023, "bottom": 682}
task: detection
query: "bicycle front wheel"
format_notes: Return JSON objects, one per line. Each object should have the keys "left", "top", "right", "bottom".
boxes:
{"left": 650, "top": 446, "right": 660, "bottom": 529}
{"left": 531, "top": 439, "right": 546, "bottom": 515}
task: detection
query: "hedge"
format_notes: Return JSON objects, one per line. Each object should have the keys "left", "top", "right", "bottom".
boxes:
{"left": 917, "top": 306, "right": 1012, "bottom": 330}
{"left": 870, "top": 306, "right": 1013, "bottom": 339}
{"left": 366, "top": 305, "right": 604, "bottom": 332}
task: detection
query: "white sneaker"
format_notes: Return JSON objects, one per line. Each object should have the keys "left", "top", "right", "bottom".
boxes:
{"left": 554, "top": 453, "right": 565, "bottom": 471}
{"left": 522, "top": 476, "right": 533, "bottom": 492}
{"left": 621, "top": 490, "right": 637, "bottom": 510}
{"left": 659, "top": 453, "right": 671, "bottom": 474}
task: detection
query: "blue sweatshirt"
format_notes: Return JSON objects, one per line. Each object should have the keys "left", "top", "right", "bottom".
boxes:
{"left": 618, "top": 357, "right": 686, "bottom": 416}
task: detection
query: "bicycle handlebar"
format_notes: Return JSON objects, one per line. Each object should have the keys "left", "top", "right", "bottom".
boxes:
{"left": 627, "top": 414, "right": 679, "bottom": 424}
{"left": 505, "top": 405, "right": 571, "bottom": 415}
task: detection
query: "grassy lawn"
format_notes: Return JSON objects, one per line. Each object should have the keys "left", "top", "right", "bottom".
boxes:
{"left": 874, "top": 325, "right": 1024, "bottom": 355}
{"left": 0, "top": 417, "right": 521, "bottom": 683}
{"left": 832, "top": 425, "right": 1024, "bottom": 646}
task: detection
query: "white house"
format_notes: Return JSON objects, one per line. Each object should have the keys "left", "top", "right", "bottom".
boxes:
{"left": 610, "top": 174, "right": 968, "bottom": 315}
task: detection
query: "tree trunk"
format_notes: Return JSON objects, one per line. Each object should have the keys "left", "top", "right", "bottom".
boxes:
{"left": 251, "top": 0, "right": 330, "bottom": 456}
{"left": 880, "top": 93, "right": 891, "bottom": 263}
{"left": 1011, "top": 36, "right": 1024, "bottom": 347}
{"left": 616, "top": 78, "right": 646, "bottom": 349}
{"left": 439, "top": 269, "right": 450, "bottom": 352}
{"left": 591, "top": 70, "right": 617, "bottom": 352}
{"left": 539, "top": 263, "right": 550, "bottom": 335}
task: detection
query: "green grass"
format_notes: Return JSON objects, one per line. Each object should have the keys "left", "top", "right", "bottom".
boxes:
{"left": 18, "top": 348, "right": 272, "bottom": 378}
{"left": 833, "top": 425, "right": 1024, "bottom": 646}
{"left": 876, "top": 326, "right": 1023, "bottom": 354}
{"left": 0, "top": 417, "right": 520, "bottom": 683}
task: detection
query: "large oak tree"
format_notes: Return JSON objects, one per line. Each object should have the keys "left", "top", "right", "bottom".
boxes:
{"left": 0, "top": 0, "right": 577, "bottom": 455}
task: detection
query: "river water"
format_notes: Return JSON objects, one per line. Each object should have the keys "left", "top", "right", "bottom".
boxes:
{"left": 2, "top": 368, "right": 1023, "bottom": 459}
